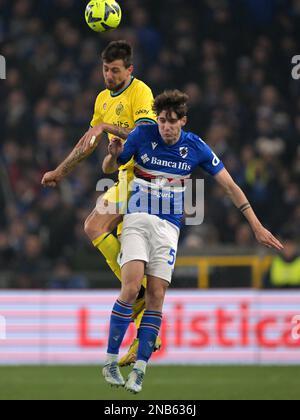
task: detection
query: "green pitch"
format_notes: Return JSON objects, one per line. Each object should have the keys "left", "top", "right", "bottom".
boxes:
{"left": 0, "top": 366, "right": 299, "bottom": 400}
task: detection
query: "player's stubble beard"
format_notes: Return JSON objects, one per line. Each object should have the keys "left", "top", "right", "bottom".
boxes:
{"left": 105, "top": 71, "right": 132, "bottom": 93}
{"left": 106, "top": 79, "right": 126, "bottom": 92}
{"left": 105, "top": 72, "right": 133, "bottom": 93}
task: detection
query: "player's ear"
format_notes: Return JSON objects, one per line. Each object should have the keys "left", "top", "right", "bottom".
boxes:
{"left": 181, "top": 116, "right": 187, "bottom": 127}
{"left": 127, "top": 64, "right": 134, "bottom": 75}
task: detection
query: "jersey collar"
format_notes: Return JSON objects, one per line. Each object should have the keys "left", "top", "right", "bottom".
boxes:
{"left": 110, "top": 76, "right": 135, "bottom": 98}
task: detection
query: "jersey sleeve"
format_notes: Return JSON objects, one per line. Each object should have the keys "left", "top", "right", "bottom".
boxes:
{"left": 117, "top": 127, "right": 141, "bottom": 165}
{"left": 198, "top": 138, "right": 224, "bottom": 176}
{"left": 132, "top": 83, "right": 157, "bottom": 125}
{"left": 90, "top": 93, "right": 103, "bottom": 128}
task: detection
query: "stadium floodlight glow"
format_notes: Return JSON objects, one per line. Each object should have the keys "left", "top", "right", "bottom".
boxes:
{"left": 0, "top": 55, "right": 6, "bottom": 80}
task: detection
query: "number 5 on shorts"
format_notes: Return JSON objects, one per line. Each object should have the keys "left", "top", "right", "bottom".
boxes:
{"left": 168, "top": 248, "right": 176, "bottom": 266}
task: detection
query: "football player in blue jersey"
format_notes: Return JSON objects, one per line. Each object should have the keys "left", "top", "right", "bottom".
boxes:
{"left": 101, "top": 90, "right": 284, "bottom": 393}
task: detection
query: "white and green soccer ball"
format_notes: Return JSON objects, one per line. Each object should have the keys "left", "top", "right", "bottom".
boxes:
{"left": 85, "top": 0, "right": 122, "bottom": 33}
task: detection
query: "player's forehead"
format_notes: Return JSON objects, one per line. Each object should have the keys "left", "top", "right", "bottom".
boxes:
{"left": 103, "top": 59, "right": 126, "bottom": 70}
{"left": 158, "top": 110, "right": 180, "bottom": 122}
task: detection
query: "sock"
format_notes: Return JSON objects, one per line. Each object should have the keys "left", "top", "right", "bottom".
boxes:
{"left": 134, "top": 360, "right": 147, "bottom": 374}
{"left": 137, "top": 310, "right": 163, "bottom": 363}
{"left": 107, "top": 299, "right": 133, "bottom": 355}
{"left": 93, "top": 233, "right": 121, "bottom": 281}
{"left": 132, "top": 286, "right": 146, "bottom": 329}
{"left": 105, "top": 354, "right": 118, "bottom": 365}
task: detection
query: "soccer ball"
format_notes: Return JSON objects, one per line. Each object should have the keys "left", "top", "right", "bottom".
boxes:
{"left": 85, "top": 0, "right": 122, "bottom": 33}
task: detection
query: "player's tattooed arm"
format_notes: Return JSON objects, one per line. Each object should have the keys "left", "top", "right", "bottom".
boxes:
{"left": 57, "top": 139, "right": 92, "bottom": 177}
{"left": 82, "top": 121, "right": 153, "bottom": 153}
{"left": 103, "top": 121, "right": 152, "bottom": 139}
{"left": 101, "top": 123, "right": 132, "bottom": 139}
{"left": 104, "top": 121, "right": 152, "bottom": 139}
{"left": 80, "top": 123, "right": 129, "bottom": 154}
{"left": 41, "top": 135, "right": 98, "bottom": 187}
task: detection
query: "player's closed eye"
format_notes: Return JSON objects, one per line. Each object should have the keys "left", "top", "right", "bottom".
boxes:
{"left": 158, "top": 118, "right": 178, "bottom": 124}
{"left": 104, "top": 67, "right": 120, "bottom": 74}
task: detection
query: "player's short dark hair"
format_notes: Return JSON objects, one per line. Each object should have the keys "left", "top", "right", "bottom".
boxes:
{"left": 153, "top": 90, "right": 189, "bottom": 120}
{"left": 101, "top": 40, "right": 133, "bottom": 68}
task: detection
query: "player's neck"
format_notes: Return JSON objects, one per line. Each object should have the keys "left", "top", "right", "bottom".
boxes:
{"left": 111, "top": 76, "right": 133, "bottom": 95}
{"left": 163, "top": 133, "right": 182, "bottom": 146}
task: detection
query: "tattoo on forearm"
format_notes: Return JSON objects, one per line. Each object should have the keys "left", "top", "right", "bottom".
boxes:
{"left": 239, "top": 202, "right": 251, "bottom": 213}
{"left": 106, "top": 126, "right": 131, "bottom": 139}
{"left": 104, "top": 122, "right": 152, "bottom": 140}
{"left": 59, "top": 143, "right": 87, "bottom": 177}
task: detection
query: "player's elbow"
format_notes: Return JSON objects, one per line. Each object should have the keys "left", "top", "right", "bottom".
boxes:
{"left": 223, "top": 181, "right": 238, "bottom": 197}
{"left": 102, "top": 161, "right": 118, "bottom": 174}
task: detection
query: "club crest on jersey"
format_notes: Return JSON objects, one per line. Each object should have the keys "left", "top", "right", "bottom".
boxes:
{"left": 116, "top": 103, "right": 124, "bottom": 116}
{"left": 179, "top": 147, "right": 189, "bottom": 159}
{"left": 152, "top": 142, "right": 158, "bottom": 150}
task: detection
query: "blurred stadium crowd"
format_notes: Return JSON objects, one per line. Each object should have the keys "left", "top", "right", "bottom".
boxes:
{"left": 0, "top": 0, "right": 299, "bottom": 287}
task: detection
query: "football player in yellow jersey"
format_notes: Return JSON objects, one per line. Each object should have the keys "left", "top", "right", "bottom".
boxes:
{"left": 41, "top": 41, "right": 161, "bottom": 366}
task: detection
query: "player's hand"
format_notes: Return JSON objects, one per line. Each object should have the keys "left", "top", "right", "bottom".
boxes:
{"left": 41, "top": 170, "right": 62, "bottom": 188}
{"left": 81, "top": 125, "right": 104, "bottom": 153}
{"left": 254, "top": 226, "right": 284, "bottom": 251}
{"left": 108, "top": 137, "right": 124, "bottom": 157}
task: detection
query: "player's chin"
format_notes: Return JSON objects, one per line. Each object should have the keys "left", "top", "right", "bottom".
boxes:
{"left": 105, "top": 82, "right": 117, "bottom": 90}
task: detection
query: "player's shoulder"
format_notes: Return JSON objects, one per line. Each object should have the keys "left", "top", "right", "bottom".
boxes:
{"left": 94, "top": 89, "right": 109, "bottom": 105}
{"left": 131, "top": 123, "right": 158, "bottom": 137}
{"left": 184, "top": 130, "right": 208, "bottom": 149}
{"left": 131, "top": 78, "right": 153, "bottom": 94}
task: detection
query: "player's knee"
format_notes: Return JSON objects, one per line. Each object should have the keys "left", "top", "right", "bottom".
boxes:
{"left": 120, "top": 283, "right": 140, "bottom": 304}
{"left": 84, "top": 218, "right": 97, "bottom": 240}
{"left": 84, "top": 215, "right": 108, "bottom": 240}
{"left": 146, "top": 288, "right": 165, "bottom": 311}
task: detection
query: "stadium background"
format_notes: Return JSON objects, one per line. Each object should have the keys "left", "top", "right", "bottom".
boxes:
{"left": 0, "top": 0, "right": 300, "bottom": 400}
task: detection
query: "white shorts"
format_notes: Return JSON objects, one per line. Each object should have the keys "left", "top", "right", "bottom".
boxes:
{"left": 120, "top": 213, "right": 180, "bottom": 284}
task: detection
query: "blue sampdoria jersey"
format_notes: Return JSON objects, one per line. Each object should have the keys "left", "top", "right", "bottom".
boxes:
{"left": 117, "top": 124, "right": 224, "bottom": 228}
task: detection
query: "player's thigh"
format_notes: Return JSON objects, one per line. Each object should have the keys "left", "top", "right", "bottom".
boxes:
{"left": 121, "top": 260, "right": 146, "bottom": 287}
{"left": 119, "top": 214, "right": 151, "bottom": 267}
{"left": 146, "top": 219, "right": 180, "bottom": 285}
{"left": 86, "top": 202, "right": 123, "bottom": 234}
{"left": 101, "top": 171, "right": 130, "bottom": 214}
{"left": 95, "top": 193, "right": 121, "bottom": 216}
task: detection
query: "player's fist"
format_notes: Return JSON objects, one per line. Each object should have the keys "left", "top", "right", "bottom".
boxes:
{"left": 81, "top": 125, "right": 103, "bottom": 153}
{"left": 41, "top": 170, "right": 61, "bottom": 188}
{"left": 108, "top": 137, "right": 124, "bottom": 157}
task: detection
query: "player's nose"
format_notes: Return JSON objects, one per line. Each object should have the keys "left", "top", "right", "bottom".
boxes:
{"left": 164, "top": 123, "right": 173, "bottom": 132}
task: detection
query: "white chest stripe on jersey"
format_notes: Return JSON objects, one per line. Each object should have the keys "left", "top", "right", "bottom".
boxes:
{"left": 133, "top": 177, "right": 186, "bottom": 193}
{"left": 135, "top": 163, "right": 191, "bottom": 180}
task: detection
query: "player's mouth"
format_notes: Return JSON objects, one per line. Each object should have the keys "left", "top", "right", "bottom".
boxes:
{"left": 106, "top": 80, "right": 126, "bottom": 93}
{"left": 106, "top": 80, "right": 115, "bottom": 88}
